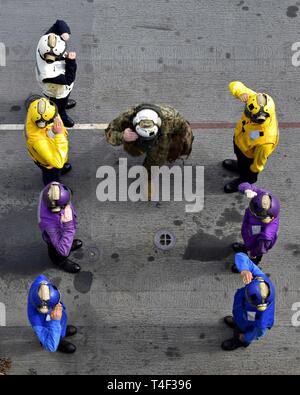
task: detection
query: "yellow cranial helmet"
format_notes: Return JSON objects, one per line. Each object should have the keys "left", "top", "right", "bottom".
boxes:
{"left": 245, "top": 93, "right": 275, "bottom": 124}
{"left": 31, "top": 98, "right": 57, "bottom": 128}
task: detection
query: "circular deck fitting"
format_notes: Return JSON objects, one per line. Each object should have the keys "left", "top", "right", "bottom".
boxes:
{"left": 154, "top": 230, "right": 176, "bottom": 251}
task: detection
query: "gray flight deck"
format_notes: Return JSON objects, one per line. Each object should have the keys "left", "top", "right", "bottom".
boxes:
{"left": 0, "top": 0, "right": 300, "bottom": 375}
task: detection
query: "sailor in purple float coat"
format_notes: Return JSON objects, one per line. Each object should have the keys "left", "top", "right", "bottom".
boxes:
{"left": 38, "top": 182, "right": 82, "bottom": 273}
{"left": 38, "top": 189, "right": 76, "bottom": 257}
{"left": 235, "top": 182, "right": 280, "bottom": 263}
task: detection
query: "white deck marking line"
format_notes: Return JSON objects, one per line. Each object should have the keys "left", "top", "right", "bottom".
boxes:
{"left": 0, "top": 123, "right": 109, "bottom": 131}
{"left": 0, "top": 122, "right": 300, "bottom": 131}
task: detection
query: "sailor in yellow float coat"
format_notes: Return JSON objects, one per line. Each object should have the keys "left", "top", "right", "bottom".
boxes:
{"left": 223, "top": 81, "right": 279, "bottom": 193}
{"left": 25, "top": 98, "right": 72, "bottom": 186}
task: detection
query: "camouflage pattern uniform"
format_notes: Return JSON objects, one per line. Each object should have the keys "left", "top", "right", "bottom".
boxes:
{"left": 105, "top": 104, "right": 194, "bottom": 172}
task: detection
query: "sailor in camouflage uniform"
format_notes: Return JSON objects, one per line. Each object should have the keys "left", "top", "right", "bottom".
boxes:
{"left": 105, "top": 104, "right": 194, "bottom": 173}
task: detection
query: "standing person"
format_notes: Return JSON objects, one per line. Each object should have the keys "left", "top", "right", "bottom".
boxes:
{"left": 36, "top": 20, "right": 77, "bottom": 127}
{"left": 106, "top": 104, "right": 194, "bottom": 171}
{"left": 231, "top": 182, "right": 280, "bottom": 272}
{"left": 25, "top": 98, "right": 72, "bottom": 186}
{"left": 223, "top": 81, "right": 279, "bottom": 193}
{"left": 28, "top": 275, "right": 77, "bottom": 354}
{"left": 106, "top": 104, "right": 194, "bottom": 196}
{"left": 38, "top": 182, "right": 82, "bottom": 274}
{"left": 222, "top": 253, "right": 275, "bottom": 351}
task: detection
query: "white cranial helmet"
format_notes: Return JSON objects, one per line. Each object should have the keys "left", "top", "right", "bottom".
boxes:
{"left": 133, "top": 109, "right": 162, "bottom": 140}
{"left": 38, "top": 33, "right": 66, "bottom": 63}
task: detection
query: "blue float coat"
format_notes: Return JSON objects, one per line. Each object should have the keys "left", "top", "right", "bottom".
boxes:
{"left": 27, "top": 275, "right": 68, "bottom": 353}
{"left": 233, "top": 253, "right": 275, "bottom": 345}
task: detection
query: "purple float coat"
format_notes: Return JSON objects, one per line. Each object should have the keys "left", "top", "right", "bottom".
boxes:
{"left": 38, "top": 188, "right": 77, "bottom": 257}
{"left": 239, "top": 183, "right": 280, "bottom": 257}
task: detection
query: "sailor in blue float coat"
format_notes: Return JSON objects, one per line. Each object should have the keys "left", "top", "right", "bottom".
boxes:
{"left": 28, "top": 275, "right": 77, "bottom": 354}
{"left": 222, "top": 253, "right": 275, "bottom": 351}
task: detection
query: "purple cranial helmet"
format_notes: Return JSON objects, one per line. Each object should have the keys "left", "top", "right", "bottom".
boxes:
{"left": 249, "top": 191, "right": 280, "bottom": 223}
{"left": 43, "top": 182, "right": 71, "bottom": 213}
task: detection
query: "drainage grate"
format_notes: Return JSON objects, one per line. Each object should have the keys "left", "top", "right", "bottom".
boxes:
{"left": 154, "top": 230, "right": 176, "bottom": 251}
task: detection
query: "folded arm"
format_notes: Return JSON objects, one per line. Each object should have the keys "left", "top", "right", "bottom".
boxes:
{"left": 33, "top": 321, "right": 62, "bottom": 353}
{"left": 45, "top": 221, "right": 75, "bottom": 257}
{"left": 244, "top": 327, "right": 267, "bottom": 345}
{"left": 32, "top": 134, "right": 68, "bottom": 169}
{"left": 43, "top": 58, "right": 77, "bottom": 86}
{"left": 229, "top": 81, "right": 257, "bottom": 101}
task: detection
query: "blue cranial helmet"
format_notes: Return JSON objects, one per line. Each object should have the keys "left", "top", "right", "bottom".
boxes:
{"left": 245, "top": 277, "right": 270, "bottom": 312}
{"left": 30, "top": 281, "right": 61, "bottom": 314}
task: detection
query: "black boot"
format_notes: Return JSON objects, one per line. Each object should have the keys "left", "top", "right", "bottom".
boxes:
{"left": 61, "top": 115, "right": 75, "bottom": 128}
{"left": 224, "top": 316, "right": 236, "bottom": 329}
{"left": 224, "top": 178, "right": 242, "bottom": 194}
{"left": 62, "top": 259, "right": 81, "bottom": 274}
{"left": 61, "top": 163, "right": 72, "bottom": 176}
{"left": 232, "top": 243, "right": 247, "bottom": 253}
{"left": 71, "top": 239, "right": 83, "bottom": 252}
{"left": 58, "top": 340, "right": 76, "bottom": 354}
{"left": 66, "top": 325, "right": 77, "bottom": 337}
{"left": 222, "top": 159, "right": 239, "bottom": 173}
{"left": 66, "top": 99, "right": 77, "bottom": 110}
{"left": 221, "top": 337, "right": 247, "bottom": 351}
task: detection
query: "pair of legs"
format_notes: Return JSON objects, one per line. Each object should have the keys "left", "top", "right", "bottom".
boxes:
{"left": 48, "top": 94, "right": 76, "bottom": 128}
{"left": 231, "top": 243, "right": 263, "bottom": 273}
{"left": 124, "top": 124, "right": 194, "bottom": 199}
{"left": 35, "top": 162, "right": 72, "bottom": 186}
{"left": 221, "top": 316, "right": 249, "bottom": 351}
{"left": 47, "top": 240, "right": 82, "bottom": 274}
{"left": 223, "top": 142, "right": 258, "bottom": 193}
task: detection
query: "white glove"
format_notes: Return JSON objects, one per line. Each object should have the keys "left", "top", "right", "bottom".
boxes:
{"left": 245, "top": 189, "right": 258, "bottom": 199}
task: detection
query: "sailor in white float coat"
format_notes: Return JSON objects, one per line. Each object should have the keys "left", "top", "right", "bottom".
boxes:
{"left": 36, "top": 20, "right": 77, "bottom": 127}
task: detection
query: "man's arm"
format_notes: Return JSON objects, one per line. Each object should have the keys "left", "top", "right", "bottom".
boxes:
{"left": 31, "top": 304, "right": 64, "bottom": 353}
{"left": 243, "top": 327, "right": 267, "bottom": 345}
{"left": 235, "top": 253, "right": 266, "bottom": 278}
{"left": 32, "top": 321, "right": 62, "bottom": 353}
{"left": 33, "top": 134, "right": 68, "bottom": 169}
{"left": 43, "top": 58, "right": 77, "bottom": 86}
{"left": 45, "top": 207, "right": 75, "bottom": 257}
{"left": 46, "top": 223, "right": 75, "bottom": 257}
{"left": 105, "top": 109, "right": 135, "bottom": 146}
{"left": 239, "top": 182, "right": 268, "bottom": 195}
{"left": 251, "top": 144, "right": 274, "bottom": 173}
{"left": 229, "top": 81, "right": 257, "bottom": 101}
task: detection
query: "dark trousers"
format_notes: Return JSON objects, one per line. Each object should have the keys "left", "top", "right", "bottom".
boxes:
{"left": 48, "top": 95, "right": 70, "bottom": 122}
{"left": 234, "top": 142, "right": 258, "bottom": 184}
{"left": 252, "top": 255, "right": 263, "bottom": 265}
{"left": 237, "top": 244, "right": 263, "bottom": 265}
{"left": 36, "top": 163, "right": 61, "bottom": 186}
{"left": 47, "top": 243, "right": 68, "bottom": 267}
{"left": 233, "top": 327, "right": 249, "bottom": 348}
